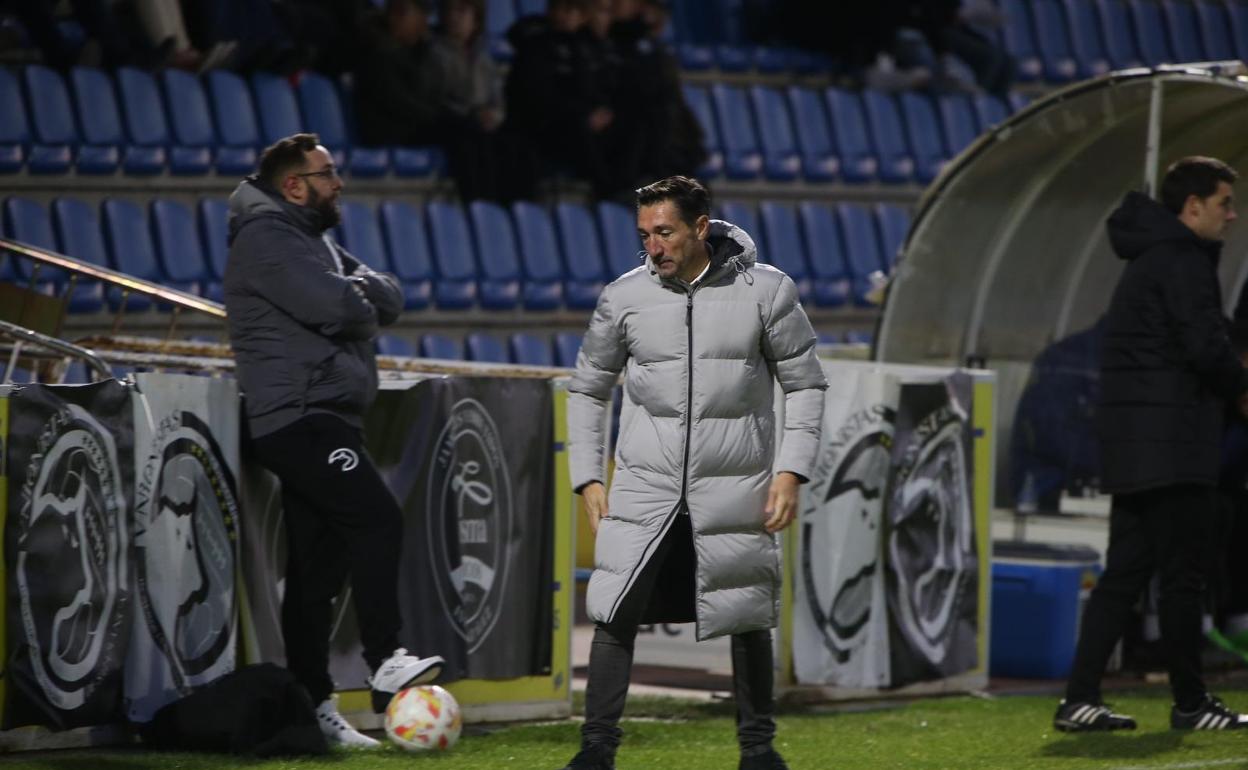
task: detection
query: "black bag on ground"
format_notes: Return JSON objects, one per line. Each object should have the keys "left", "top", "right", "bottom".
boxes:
{"left": 140, "top": 663, "right": 329, "bottom": 756}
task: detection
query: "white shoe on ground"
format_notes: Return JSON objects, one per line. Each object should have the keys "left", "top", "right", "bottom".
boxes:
{"left": 368, "top": 647, "right": 445, "bottom": 694}
{"left": 316, "top": 696, "right": 381, "bottom": 748}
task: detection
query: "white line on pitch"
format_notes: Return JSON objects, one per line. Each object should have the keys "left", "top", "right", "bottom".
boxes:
{"left": 1109, "top": 758, "right": 1248, "bottom": 770}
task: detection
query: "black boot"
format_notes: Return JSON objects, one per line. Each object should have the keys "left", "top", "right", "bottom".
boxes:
{"left": 559, "top": 743, "right": 616, "bottom": 770}
{"left": 739, "top": 747, "right": 789, "bottom": 770}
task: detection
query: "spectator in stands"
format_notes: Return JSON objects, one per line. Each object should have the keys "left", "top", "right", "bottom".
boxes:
{"left": 353, "top": 0, "right": 443, "bottom": 148}
{"left": 431, "top": 0, "right": 534, "bottom": 202}
{"left": 223, "top": 133, "right": 444, "bottom": 749}
{"left": 610, "top": 0, "right": 706, "bottom": 181}
{"left": 506, "top": 0, "right": 637, "bottom": 200}
{"left": 565, "top": 176, "right": 826, "bottom": 770}
{"left": 1055, "top": 157, "right": 1248, "bottom": 733}
{"left": 2, "top": 0, "right": 175, "bottom": 70}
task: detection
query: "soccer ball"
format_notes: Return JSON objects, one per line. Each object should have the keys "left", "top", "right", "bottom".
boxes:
{"left": 384, "top": 685, "right": 462, "bottom": 752}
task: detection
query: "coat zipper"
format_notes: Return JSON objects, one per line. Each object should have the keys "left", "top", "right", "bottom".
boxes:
{"left": 679, "top": 290, "right": 694, "bottom": 505}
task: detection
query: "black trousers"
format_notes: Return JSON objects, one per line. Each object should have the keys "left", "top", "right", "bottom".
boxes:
{"left": 582, "top": 513, "right": 777, "bottom": 755}
{"left": 251, "top": 413, "right": 403, "bottom": 704}
{"left": 1065, "top": 484, "right": 1216, "bottom": 711}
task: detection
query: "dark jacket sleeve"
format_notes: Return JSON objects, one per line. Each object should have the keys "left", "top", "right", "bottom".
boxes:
{"left": 337, "top": 247, "right": 403, "bottom": 327}
{"left": 236, "top": 220, "right": 379, "bottom": 341}
{"left": 1160, "top": 247, "right": 1248, "bottom": 401}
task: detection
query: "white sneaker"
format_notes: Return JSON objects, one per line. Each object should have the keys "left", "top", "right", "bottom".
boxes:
{"left": 368, "top": 647, "right": 445, "bottom": 694}
{"left": 316, "top": 697, "right": 381, "bottom": 748}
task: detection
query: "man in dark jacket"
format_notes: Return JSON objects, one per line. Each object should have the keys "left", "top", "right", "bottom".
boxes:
{"left": 224, "top": 133, "right": 443, "bottom": 748}
{"left": 1055, "top": 156, "right": 1248, "bottom": 733}
{"left": 352, "top": 0, "right": 442, "bottom": 147}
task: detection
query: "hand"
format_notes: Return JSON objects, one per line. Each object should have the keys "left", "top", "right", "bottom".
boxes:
{"left": 588, "top": 107, "right": 614, "bottom": 133}
{"left": 581, "top": 481, "right": 609, "bottom": 536}
{"left": 1239, "top": 391, "right": 1248, "bottom": 419}
{"left": 477, "top": 107, "right": 502, "bottom": 132}
{"left": 763, "top": 472, "right": 801, "bottom": 533}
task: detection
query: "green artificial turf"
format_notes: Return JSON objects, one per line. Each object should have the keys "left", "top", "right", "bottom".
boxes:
{"left": 5, "top": 690, "right": 1248, "bottom": 769}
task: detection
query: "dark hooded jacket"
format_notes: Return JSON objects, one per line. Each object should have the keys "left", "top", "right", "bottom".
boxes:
{"left": 1097, "top": 191, "right": 1247, "bottom": 493}
{"left": 223, "top": 178, "right": 402, "bottom": 438}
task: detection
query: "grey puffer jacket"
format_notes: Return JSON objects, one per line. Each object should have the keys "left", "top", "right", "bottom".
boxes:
{"left": 568, "top": 220, "right": 827, "bottom": 640}
{"left": 224, "top": 179, "right": 402, "bottom": 438}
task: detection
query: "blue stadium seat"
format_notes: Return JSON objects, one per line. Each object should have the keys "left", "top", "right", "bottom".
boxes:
{"left": 467, "top": 201, "right": 524, "bottom": 310}
{"left": 937, "top": 93, "right": 980, "bottom": 159}
{"left": 874, "top": 203, "right": 912, "bottom": 268}
{"left": 1230, "top": 1, "right": 1248, "bottom": 61}
{"left": 297, "top": 72, "right": 388, "bottom": 177}
{"left": 1097, "top": 0, "right": 1145, "bottom": 69}
{"left": 205, "top": 70, "right": 261, "bottom": 169}
{"left": 796, "top": 202, "right": 851, "bottom": 308}
{"left": 376, "top": 333, "right": 416, "bottom": 357}
{"left": 1128, "top": 0, "right": 1174, "bottom": 65}
{"left": 709, "top": 84, "right": 762, "bottom": 180}
{"left": 898, "top": 92, "right": 947, "bottom": 184}
{"left": 597, "top": 201, "right": 644, "bottom": 279}
{"left": 1031, "top": 0, "right": 1079, "bottom": 81}
{"left": 378, "top": 200, "right": 434, "bottom": 310}
{"left": 21, "top": 65, "right": 76, "bottom": 174}
{"left": 681, "top": 83, "right": 724, "bottom": 178}
{"left": 1162, "top": 0, "right": 1206, "bottom": 62}
{"left": 485, "top": 0, "right": 518, "bottom": 60}
{"left": 67, "top": 67, "right": 129, "bottom": 174}
{"left": 0, "top": 68, "right": 28, "bottom": 172}
{"left": 420, "top": 333, "right": 462, "bottom": 360}
{"left": 748, "top": 86, "right": 802, "bottom": 182}
{"left": 516, "top": 0, "right": 543, "bottom": 18}
{"left": 714, "top": 44, "right": 751, "bottom": 73}
{"left": 860, "top": 90, "right": 914, "bottom": 184}
{"left": 4, "top": 197, "right": 60, "bottom": 281}
{"left": 163, "top": 70, "right": 252, "bottom": 175}
{"left": 466, "top": 332, "right": 511, "bottom": 363}
{"left": 117, "top": 67, "right": 210, "bottom": 174}
{"left": 785, "top": 86, "right": 838, "bottom": 182}
{"left": 554, "top": 332, "right": 582, "bottom": 368}
{"left": 844, "top": 330, "right": 874, "bottom": 346}
{"left": 510, "top": 332, "right": 554, "bottom": 367}
{"left": 337, "top": 201, "right": 392, "bottom": 281}
{"left": 837, "top": 203, "right": 886, "bottom": 307}
{"left": 754, "top": 45, "right": 793, "bottom": 74}
{"left": 999, "top": 0, "right": 1044, "bottom": 80}
{"left": 1008, "top": 91, "right": 1033, "bottom": 114}
{"left": 758, "top": 201, "right": 813, "bottom": 304}
{"left": 824, "top": 88, "right": 877, "bottom": 183}
{"left": 198, "top": 198, "right": 229, "bottom": 302}
{"left": 425, "top": 201, "right": 479, "bottom": 309}
{"left": 1063, "top": 0, "right": 1113, "bottom": 77}
{"left": 251, "top": 72, "right": 304, "bottom": 149}
{"left": 678, "top": 43, "right": 716, "bottom": 71}
{"left": 52, "top": 198, "right": 112, "bottom": 284}
{"left": 511, "top": 202, "right": 566, "bottom": 310}
{"left": 719, "top": 201, "right": 760, "bottom": 244}
{"left": 1194, "top": 0, "right": 1237, "bottom": 60}
{"left": 971, "top": 94, "right": 1011, "bottom": 133}
{"left": 554, "top": 202, "right": 606, "bottom": 309}
{"left": 102, "top": 199, "right": 167, "bottom": 311}
{"left": 150, "top": 200, "right": 210, "bottom": 294}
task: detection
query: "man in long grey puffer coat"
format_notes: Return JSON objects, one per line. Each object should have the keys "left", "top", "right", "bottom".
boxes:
{"left": 563, "top": 176, "right": 827, "bottom": 770}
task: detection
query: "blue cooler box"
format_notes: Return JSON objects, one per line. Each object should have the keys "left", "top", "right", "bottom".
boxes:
{"left": 990, "top": 540, "right": 1101, "bottom": 679}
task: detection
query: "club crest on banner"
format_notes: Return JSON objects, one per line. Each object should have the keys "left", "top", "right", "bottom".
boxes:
{"left": 887, "top": 402, "right": 975, "bottom": 667}
{"left": 427, "top": 398, "right": 512, "bottom": 653}
{"left": 133, "top": 409, "right": 239, "bottom": 691}
{"left": 14, "top": 403, "right": 127, "bottom": 711}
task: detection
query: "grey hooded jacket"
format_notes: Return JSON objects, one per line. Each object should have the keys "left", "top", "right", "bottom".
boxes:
{"left": 224, "top": 179, "right": 402, "bottom": 438}
{"left": 568, "top": 220, "right": 827, "bottom": 640}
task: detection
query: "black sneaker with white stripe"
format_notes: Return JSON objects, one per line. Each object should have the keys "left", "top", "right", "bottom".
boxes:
{"left": 1170, "top": 695, "right": 1248, "bottom": 730}
{"left": 1053, "top": 699, "right": 1138, "bottom": 732}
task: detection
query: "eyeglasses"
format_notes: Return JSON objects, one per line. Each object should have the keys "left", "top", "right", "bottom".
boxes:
{"left": 295, "top": 167, "right": 340, "bottom": 181}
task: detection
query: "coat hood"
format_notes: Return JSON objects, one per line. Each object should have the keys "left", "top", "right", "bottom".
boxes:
{"left": 1107, "top": 190, "right": 1222, "bottom": 262}
{"left": 646, "top": 219, "right": 758, "bottom": 285}
{"left": 227, "top": 177, "right": 329, "bottom": 245}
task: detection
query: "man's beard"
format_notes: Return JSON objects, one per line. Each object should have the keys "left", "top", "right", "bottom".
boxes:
{"left": 307, "top": 186, "right": 341, "bottom": 229}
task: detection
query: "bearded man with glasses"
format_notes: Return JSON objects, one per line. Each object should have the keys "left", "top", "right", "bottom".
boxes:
{"left": 224, "top": 132, "right": 443, "bottom": 749}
